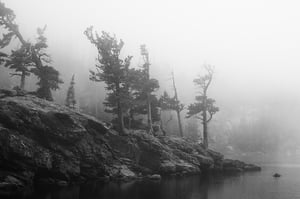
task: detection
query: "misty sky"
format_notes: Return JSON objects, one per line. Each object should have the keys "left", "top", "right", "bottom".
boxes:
{"left": 2, "top": 0, "right": 300, "bottom": 141}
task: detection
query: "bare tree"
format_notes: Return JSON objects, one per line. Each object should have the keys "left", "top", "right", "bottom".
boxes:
{"left": 171, "top": 71, "right": 184, "bottom": 137}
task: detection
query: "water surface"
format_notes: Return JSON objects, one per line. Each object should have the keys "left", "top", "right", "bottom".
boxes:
{"left": 28, "top": 165, "right": 300, "bottom": 199}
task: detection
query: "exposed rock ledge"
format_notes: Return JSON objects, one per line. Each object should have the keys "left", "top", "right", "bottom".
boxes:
{"left": 0, "top": 91, "right": 260, "bottom": 195}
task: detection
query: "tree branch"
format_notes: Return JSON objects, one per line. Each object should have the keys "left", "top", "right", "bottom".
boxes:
{"left": 206, "top": 112, "right": 213, "bottom": 122}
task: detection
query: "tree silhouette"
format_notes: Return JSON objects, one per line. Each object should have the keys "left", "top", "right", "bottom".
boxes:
{"left": 159, "top": 71, "right": 184, "bottom": 137}
{"left": 84, "top": 26, "right": 133, "bottom": 135}
{"left": 4, "top": 44, "right": 32, "bottom": 89}
{"left": 65, "top": 74, "right": 76, "bottom": 108}
{"left": 31, "top": 27, "right": 63, "bottom": 100}
{"left": 0, "top": 2, "right": 62, "bottom": 100}
{"left": 160, "top": 92, "right": 184, "bottom": 136}
{"left": 186, "top": 65, "right": 219, "bottom": 149}
{"left": 137, "top": 45, "right": 159, "bottom": 134}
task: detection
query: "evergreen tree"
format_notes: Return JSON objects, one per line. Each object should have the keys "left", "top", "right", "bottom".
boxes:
{"left": 132, "top": 45, "right": 159, "bottom": 134}
{"left": 125, "top": 62, "right": 160, "bottom": 132}
{"left": 84, "top": 26, "right": 133, "bottom": 135}
{"left": 31, "top": 27, "right": 63, "bottom": 100}
{"left": 65, "top": 74, "right": 76, "bottom": 108}
{"left": 186, "top": 65, "right": 219, "bottom": 149}
{"left": 0, "top": 2, "right": 63, "bottom": 100}
{"left": 4, "top": 44, "right": 32, "bottom": 89}
{"left": 0, "top": 1, "right": 16, "bottom": 49}
{"left": 159, "top": 90, "right": 184, "bottom": 137}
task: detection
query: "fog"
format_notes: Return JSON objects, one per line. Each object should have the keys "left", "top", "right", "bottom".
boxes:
{"left": 2, "top": 0, "right": 300, "bottom": 163}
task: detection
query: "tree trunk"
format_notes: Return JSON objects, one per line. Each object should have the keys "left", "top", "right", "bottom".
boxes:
{"left": 202, "top": 95, "right": 208, "bottom": 149}
{"left": 146, "top": 59, "right": 152, "bottom": 134}
{"left": 203, "top": 117, "right": 208, "bottom": 149}
{"left": 172, "top": 71, "right": 183, "bottom": 137}
{"left": 147, "top": 93, "right": 153, "bottom": 134}
{"left": 160, "top": 109, "right": 166, "bottom": 136}
{"left": 176, "top": 109, "right": 183, "bottom": 137}
{"left": 20, "top": 72, "right": 26, "bottom": 90}
{"left": 143, "top": 49, "right": 153, "bottom": 134}
{"left": 116, "top": 83, "right": 125, "bottom": 135}
{"left": 36, "top": 84, "right": 53, "bottom": 101}
{"left": 117, "top": 100, "right": 125, "bottom": 135}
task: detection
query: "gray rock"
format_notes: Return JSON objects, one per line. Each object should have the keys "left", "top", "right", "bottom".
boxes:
{"left": 0, "top": 92, "right": 261, "bottom": 195}
{"left": 119, "top": 165, "right": 136, "bottom": 179}
{"left": 4, "top": 176, "right": 24, "bottom": 187}
{"left": 160, "top": 161, "right": 176, "bottom": 174}
{"left": 147, "top": 174, "right": 161, "bottom": 180}
{"left": 223, "top": 159, "right": 261, "bottom": 172}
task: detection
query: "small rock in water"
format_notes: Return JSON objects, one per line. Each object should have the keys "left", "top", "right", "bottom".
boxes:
{"left": 273, "top": 173, "right": 281, "bottom": 178}
{"left": 57, "top": 180, "right": 68, "bottom": 186}
{"left": 147, "top": 174, "right": 161, "bottom": 180}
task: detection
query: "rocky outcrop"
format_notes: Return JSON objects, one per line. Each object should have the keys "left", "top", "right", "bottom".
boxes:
{"left": 223, "top": 159, "right": 261, "bottom": 172}
{"left": 0, "top": 91, "right": 260, "bottom": 195}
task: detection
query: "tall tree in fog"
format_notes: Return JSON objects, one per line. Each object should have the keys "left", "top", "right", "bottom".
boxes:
{"left": 159, "top": 75, "right": 184, "bottom": 137}
{"left": 84, "top": 27, "right": 133, "bottom": 135}
{"left": 120, "top": 67, "right": 159, "bottom": 130}
{"left": 0, "top": 1, "right": 32, "bottom": 89}
{"left": 186, "top": 65, "right": 219, "bottom": 149}
{"left": 30, "top": 26, "right": 63, "bottom": 100}
{"left": 171, "top": 71, "right": 184, "bottom": 137}
{"left": 65, "top": 74, "right": 76, "bottom": 108}
{"left": 139, "top": 45, "right": 159, "bottom": 134}
{"left": 126, "top": 64, "right": 160, "bottom": 132}
{"left": 0, "top": 2, "right": 63, "bottom": 100}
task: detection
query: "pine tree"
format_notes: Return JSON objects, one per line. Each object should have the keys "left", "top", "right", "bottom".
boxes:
{"left": 159, "top": 89, "right": 184, "bottom": 137}
{"left": 31, "top": 27, "right": 63, "bottom": 100}
{"left": 0, "top": 1, "right": 16, "bottom": 49}
{"left": 84, "top": 27, "right": 133, "bottom": 135}
{"left": 4, "top": 44, "right": 32, "bottom": 89}
{"left": 65, "top": 74, "right": 76, "bottom": 108}
{"left": 116, "top": 67, "right": 160, "bottom": 131}
{"left": 0, "top": 1, "right": 30, "bottom": 89}
{"left": 133, "top": 45, "right": 159, "bottom": 134}
{"left": 0, "top": 2, "right": 63, "bottom": 100}
{"left": 186, "top": 65, "right": 219, "bottom": 149}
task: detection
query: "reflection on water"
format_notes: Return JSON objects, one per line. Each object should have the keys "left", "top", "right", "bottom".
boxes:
{"left": 26, "top": 165, "right": 300, "bottom": 199}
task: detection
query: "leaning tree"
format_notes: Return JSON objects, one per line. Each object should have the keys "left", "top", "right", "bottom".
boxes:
{"left": 0, "top": 2, "right": 62, "bottom": 100}
{"left": 186, "top": 65, "right": 219, "bottom": 149}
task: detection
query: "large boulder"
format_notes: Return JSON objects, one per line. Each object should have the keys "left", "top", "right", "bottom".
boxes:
{"left": 0, "top": 94, "right": 113, "bottom": 186}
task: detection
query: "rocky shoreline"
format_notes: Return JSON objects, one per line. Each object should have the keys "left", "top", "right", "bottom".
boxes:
{"left": 0, "top": 91, "right": 261, "bottom": 196}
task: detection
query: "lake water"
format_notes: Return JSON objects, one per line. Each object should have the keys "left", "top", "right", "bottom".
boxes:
{"left": 26, "top": 164, "right": 300, "bottom": 199}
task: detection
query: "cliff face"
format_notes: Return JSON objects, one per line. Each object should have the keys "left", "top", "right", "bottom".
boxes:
{"left": 0, "top": 91, "right": 260, "bottom": 193}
